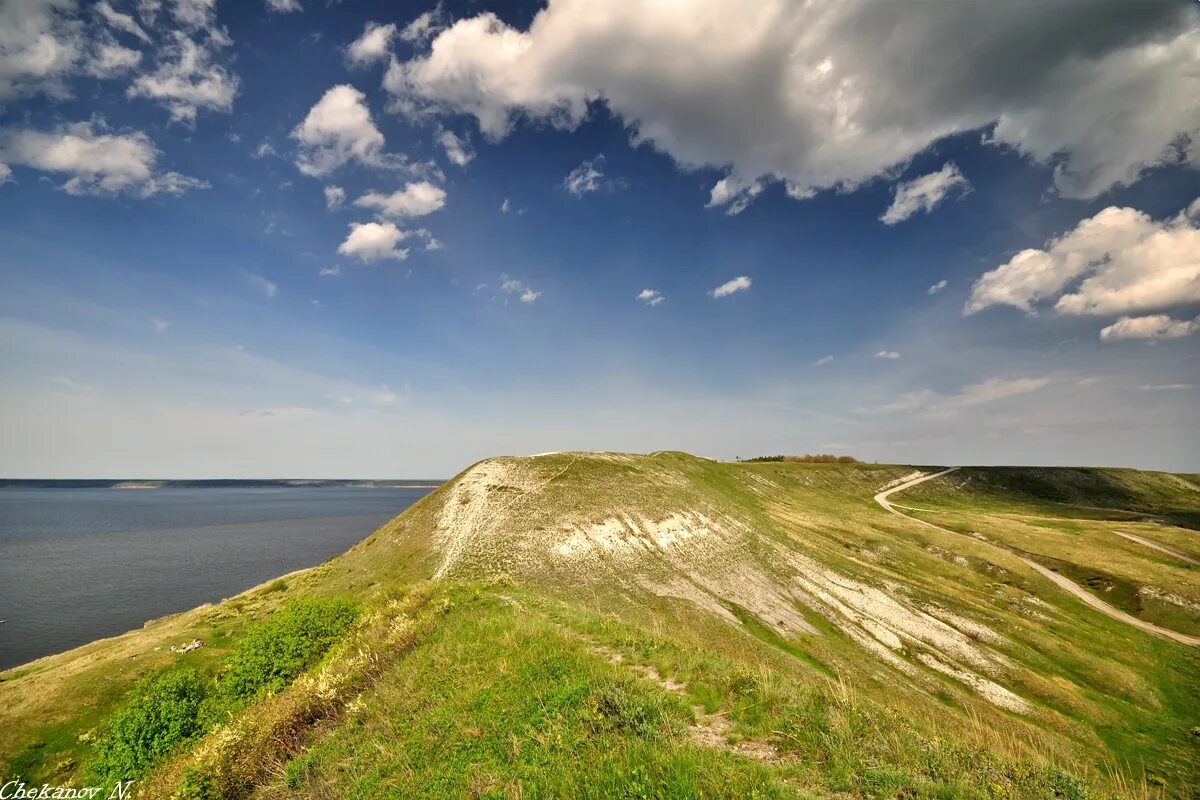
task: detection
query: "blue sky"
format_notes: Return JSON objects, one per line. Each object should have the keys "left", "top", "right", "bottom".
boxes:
{"left": 1, "top": 0, "right": 1198, "bottom": 477}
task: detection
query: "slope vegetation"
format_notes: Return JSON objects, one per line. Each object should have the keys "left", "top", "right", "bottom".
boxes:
{"left": 2, "top": 453, "right": 1198, "bottom": 798}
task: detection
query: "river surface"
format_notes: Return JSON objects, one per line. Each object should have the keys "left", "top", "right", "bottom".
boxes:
{"left": 0, "top": 486, "right": 436, "bottom": 670}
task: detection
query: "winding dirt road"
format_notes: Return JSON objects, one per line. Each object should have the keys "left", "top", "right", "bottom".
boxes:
{"left": 875, "top": 468, "right": 1200, "bottom": 648}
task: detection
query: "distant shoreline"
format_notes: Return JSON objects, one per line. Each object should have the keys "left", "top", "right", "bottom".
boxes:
{"left": 0, "top": 479, "right": 445, "bottom": 490}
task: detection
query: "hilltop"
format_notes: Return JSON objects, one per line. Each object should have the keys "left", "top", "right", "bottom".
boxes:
{"left": 2, "top": 453, "right": 1198, "bottom": 799}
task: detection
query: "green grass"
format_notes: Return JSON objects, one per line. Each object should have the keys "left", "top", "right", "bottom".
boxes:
{"left": 246, "top": 587, "right": 1102, "bottom": 800}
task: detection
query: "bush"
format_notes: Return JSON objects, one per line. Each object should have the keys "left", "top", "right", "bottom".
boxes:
{"left": 218, "top": 597, "right": 359, "bottom": 699}
{"left": 88, "top": 596, "right": 359, "bottom": 788}
{"left": 590, "top": 684, "right": 665, "bottom": 737}
{"left": 90, "top": 668, "right": 209, "bottom": 784}
{"left": 284, "top": 752, "right": 316, "bottom": 789}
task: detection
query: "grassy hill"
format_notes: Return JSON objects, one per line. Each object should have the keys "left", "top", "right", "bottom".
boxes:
{"left": 2, "top": 453, "right": 1198, "bottom": 799}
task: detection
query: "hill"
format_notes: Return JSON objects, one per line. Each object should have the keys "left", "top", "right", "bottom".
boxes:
{"left": 2, "top": 453, "right": 1198, "bottom": 799}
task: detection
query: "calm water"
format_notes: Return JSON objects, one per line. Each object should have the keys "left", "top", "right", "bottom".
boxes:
{"left": 0, "top": 486, "right": 435, "bottom": 670}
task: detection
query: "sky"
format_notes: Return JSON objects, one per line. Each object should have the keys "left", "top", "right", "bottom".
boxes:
{"left": 0, "top": 0, "right": 1198, "bottom": 478}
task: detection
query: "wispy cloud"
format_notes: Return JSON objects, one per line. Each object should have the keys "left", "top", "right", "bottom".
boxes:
{"left": 253, "top": 139, "right": 278, "bottom": 159}
{"left": 873, "top": 376, "right": 1051, "bottom": 417}
{"left": 637, "top": 289, "right": 664, "bottom": 307}
{"left": 711, "top": 276, "right": 751, "bottom": 298}
{"left": 438, "top": 129, "right": 474, "bottom": 166}
{"left": 501, "top": 275, "right": 540, "bottom": 304}
{"left": 49, "top": 375, "right": 96, "bottom": 394}
{"left": 249, "top": 274, "right": 278, "bottom": 300}
{"left": 881, "top": 163, "right": 970, "bottom": 225}
{"left": 563, "top": 155, "right": 622, "bottom": 196}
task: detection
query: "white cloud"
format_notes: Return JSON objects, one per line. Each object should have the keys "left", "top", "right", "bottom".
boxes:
{"left": 0, "top": 0, "right": 83, "bottom": 101}
{"left": 927, "top": 279, "right": 948, "bottom": 295}
{"left": 265, "top": 0, "right": 301, "bottom": 14}
{"left": 128, "top": 31, "right": 239, "bottom": 123}
{"left": 151, "top": 317, "right": 169, "bottom": 333}
{"left": 137, "top": 0, "right": 162, "bottom": 26}
{"left": 346, "top": 22, "right": 395, "bottom": 66}
{"left": 374, "top": 388, "right": 400, "bottom": 406}
{"left": 1138, "top": 383, "right": 1194, "bottom": 391}
{"left": 500, "top": 197, "right": 510, "bottom": 213}
{"left": 637, "top": 288, "right": 664, "bottom": 306}
{"left": 563, "top": 155, "right": 617, "bottom": 196}
{"left": 383, "top": 1, "right": 1200, "bottom": 209}
{"left": 319, "top": 265, "right": 340, "bottom": 277}
{"left": 96, "top": 1, "right": 151, "bottom": 42}
{"left": 966, "top": 199, "right": 1200, "bottom": 320}
{"left": 252, "top": 139, "right": 277, "bottom": 159}
{"left": 86, "top": 39, "right": 142, "bottom": 77}
{"left": 170, "top": 0, "right": 218, "bottom": 30}
{"left": 707, "top": 176, "right": 763, "bottom": 216}
{"left": 876, "top": 376, "right": 1050, "bottom": 416}
{"left": 710, "top": 276, "right": 751, "bottom": 298}
{"left": 0, "top": 119, "right": 207, "bottom": 197}
{"left": 353, "top": 181, "right": 446, "bottom": 219}
{"left": 501, "top": 275, "right": 540, "bottom": 303}
{"left": 814, "top": 355, "right": 834, "bottom": 366}
{"left": 323, "top": 184, "right": 345, "bottom": 208}
{"left": 0, "top": 162, "right": 10, "bottom": 183}
{"left": 437, "top": 129, "right": 474, "bottom": 166}
{"left": 292, "top": 84, "right": 398, "bottom": 177}
{"left": 337, "top": 221, "right": 412, "bottom": 262}
{"left": 950, "top": 376, "right": 1051, "bottom": 408}
{"left": 880, "top": 163, "right": 970, "bottom": 225}
{"left": 1099, "top": 314, "right": 1199, "bottom": 342}
{"left": 874, "top": 350, "right": 900, "bottom": 360}
{"left": 400, "top": 8, "right": 444, "bottom": 43}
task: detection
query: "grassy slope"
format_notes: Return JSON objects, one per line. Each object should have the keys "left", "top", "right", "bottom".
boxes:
{"left": 2, "top": 454, "right": 1198, "bottom": 799}
{"left": 897, "top": 468, "right": 1200, "bottom": 635}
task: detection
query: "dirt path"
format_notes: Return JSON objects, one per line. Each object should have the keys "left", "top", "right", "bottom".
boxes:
{"left": 875, "top": 469, "right": 1200, "bottom": 648}
{"left": 499, "top": 594, "right": 778, "bottom": 761}
{"left": 1110, "top": 531, "right": 1200, "bottom": 567}
{"left": 584, "top": 637, "right": 778, "bottom": 762}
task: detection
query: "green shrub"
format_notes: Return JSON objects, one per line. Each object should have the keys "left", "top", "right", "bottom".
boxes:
{"left": 89, "top": 668, "right": 209, "bottom": 784}
{"left": 284, "top": 752, "right": 316, "bottom": 789}
{"left": 177, "top": 765, "right": 221, "bottom": 800}
{"left": 590, "top": 684, "right": 665, "bottom": 737}
{"left": 218, "top": 597, "right": 358, "bottom": 699}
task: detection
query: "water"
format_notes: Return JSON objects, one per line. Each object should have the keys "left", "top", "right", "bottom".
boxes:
{"left": 0, "top": 486, "right": 436, "bottom": 670}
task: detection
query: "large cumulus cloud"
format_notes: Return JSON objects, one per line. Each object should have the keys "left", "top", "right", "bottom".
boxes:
{"left": 383, "top": 0, "right": 1200, "bottom": 210}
